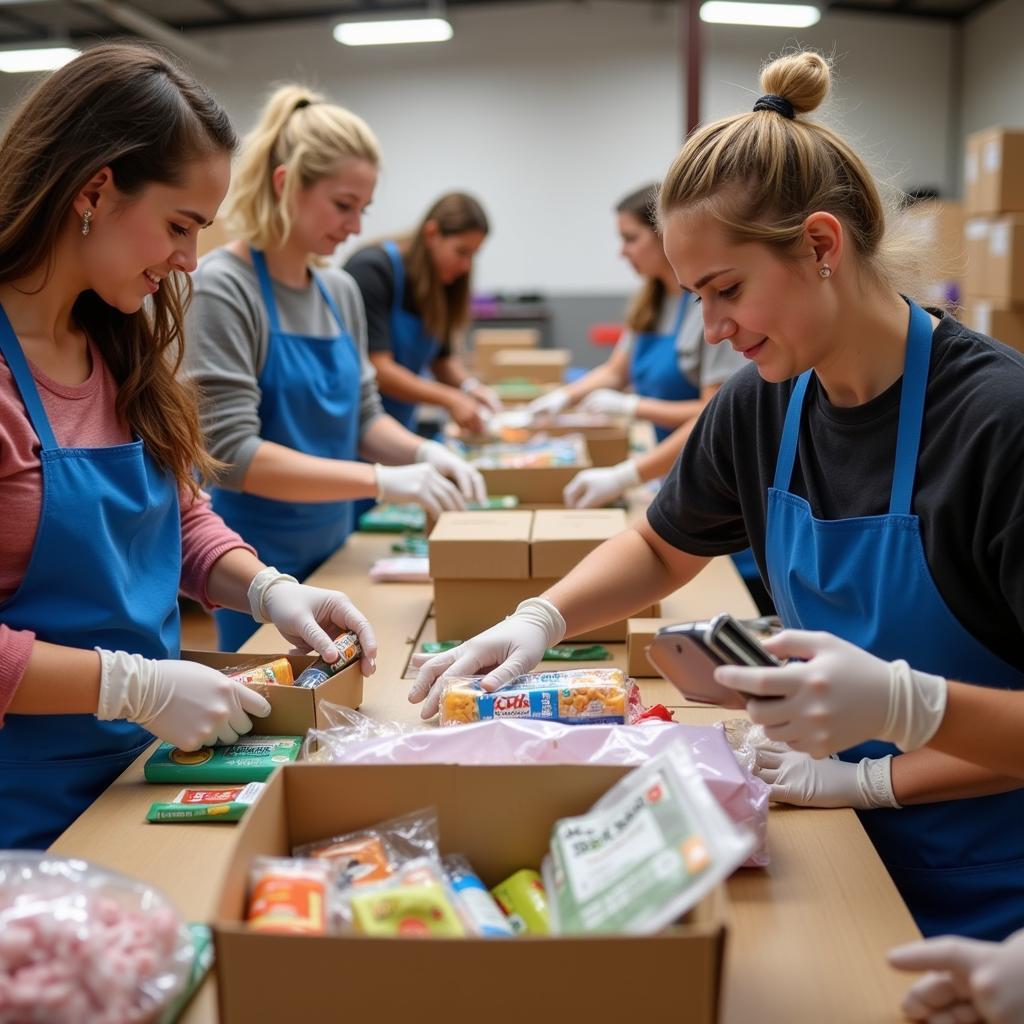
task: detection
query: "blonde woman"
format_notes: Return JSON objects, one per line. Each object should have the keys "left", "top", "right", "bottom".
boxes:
{"left": 345, "top": 192, "right": 500, "bottom": 435}
{"left": 186, "top": 88, "right": 485, "bottom": 651}
{"left": 412, "top": 52, "right": 1024, "bottom": 943}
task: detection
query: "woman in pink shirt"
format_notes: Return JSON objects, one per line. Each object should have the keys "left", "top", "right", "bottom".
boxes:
{"left": 0, "top": 43, "right": 377, "bottom": 849}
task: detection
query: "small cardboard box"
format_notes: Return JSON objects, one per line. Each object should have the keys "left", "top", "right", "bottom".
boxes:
{"left": 427, "top": 510, "right": 532, "bottom": 580}
{"left": 984, "top": 216, "right": 1024, "bottom": 302}
{"left": 530, "top": 508, "right": 629, "bottom": 578}
{"left": 472, "top": 328, "right": 540, "bottom": 381}
{"left": 492, "top": 348, "right": 570, "bottom": 384}
{"left": 960, "top": 299, "right": 1024, "bottom": 352}
{"left": 964, "top": 128, "right": 1024, "bottom": 216}
{"left": 627, "top": 617, "right": 678, "bottom": 676}
{"left": 213, "top": 763, "right": 728, "bottom": 1024}
{"left": 964, "top": 216, "right": 992, "bottom": 296}
{"left": 479, "top": 463, "right": 587, "bottom": 504}
{"left": 182, "top": 651, "right": 361, "bottom": 739}
{"left": 902, "top": 199, "right": 965, "bottom": 283}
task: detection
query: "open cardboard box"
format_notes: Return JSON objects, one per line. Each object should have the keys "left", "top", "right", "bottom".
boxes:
{"left": 478, "top": 462, "right": 585, "bottom": 503}
{"left": 213, "top": 762, "right": 728, "bottom": 1024}
{"left": 627, "top": 618, "right": 678, "bottom": 676}
{"left": 451, "top": 420, "right": 629, "bottom": 468}
{"left": 472, "top": 327, "right": 540, "bottom": 382}
{"left": 491, "top": 347, "right": 570, "bottom": 384}
{"left": 183, "top": 651, "right": 361, "bottom": 742}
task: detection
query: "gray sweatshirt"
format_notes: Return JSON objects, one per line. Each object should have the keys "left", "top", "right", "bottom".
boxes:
{"left": 184, "top": 248, "right": 383, "bottom": 491}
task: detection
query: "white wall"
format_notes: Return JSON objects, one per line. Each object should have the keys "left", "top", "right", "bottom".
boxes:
{"left": 962, "top": 0, "right": 1024, "bottom": 137}
{"left": 0, "top": 1, "right": 955, "bottom": 293}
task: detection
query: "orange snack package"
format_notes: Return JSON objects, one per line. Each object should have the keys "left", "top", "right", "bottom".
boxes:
{"left": 247, "top": 857, "right": 329, "bottom": 935}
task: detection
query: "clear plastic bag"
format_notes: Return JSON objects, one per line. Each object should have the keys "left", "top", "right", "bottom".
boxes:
{"left": 0, "top": 853, "right": 193, "bottom": 1024}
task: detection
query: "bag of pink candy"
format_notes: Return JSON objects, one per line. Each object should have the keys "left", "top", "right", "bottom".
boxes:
{"left": 0, "top": 853, "right": 194, "bottom": 1024}
{"left": 305, "top": 706, "right": 770, "bottom": 867}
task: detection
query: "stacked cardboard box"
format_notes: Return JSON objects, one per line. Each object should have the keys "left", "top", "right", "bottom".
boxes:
{"left": 491, "top": 347, "right": 570, "bottom": 385}
{"left": 900, "top": 199, "right": 964, "bottom": 311}
{"left": 429, "top": 509, "right": 659, "bottom": 642}
{"left": 960, "top": 127, "right": 1024, "bottom": 352}
{"left": 471, "top": 328, "right": 540, "bottom": 382}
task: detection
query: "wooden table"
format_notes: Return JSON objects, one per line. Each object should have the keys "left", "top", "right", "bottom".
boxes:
{"left": 51, "top": 528, "right": 920, "bottom": 1023}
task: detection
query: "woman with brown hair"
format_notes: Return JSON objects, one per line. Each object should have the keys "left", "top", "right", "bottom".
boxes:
{"left": 0, "top": 45, "right": 376, "bottom": 849}
{"left": 345, "top": 191, "right": 501, "bottom": 435}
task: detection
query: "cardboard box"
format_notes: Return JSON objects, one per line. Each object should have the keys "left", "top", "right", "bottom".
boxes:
{"left": 627, "top": 617, "right": 678, "bottom": 676}
{"left": 479, "top": 463, "right": 586, "bottom": 504}
{"left": 964, "top": 128, "right": 1024, "bottom": 216}
{"left": 963, "top": 215, "right": 1024, "bottom": 302}
{"left": 183, "top": 651, "right": 362, "bottom": 739}
{"left": 471, "top": 328, "right": 540, "bottom": 381}
{"left": 531, "top": 508, "right": 629, "bottom": 577}
{"left": 213, "top": 763, "right": 728, "bottom": 1024}
{"left": 491, "top": 348, "right": 570, "bottom": 384}
{"left": 960, "top": 299, "right": 1024, "bottom": 352}
{"left": 902, "top": 199, "right": 964, "bottom": 285}
{"left": 427, "top": 510, "right": 532, "bottom": 579}
{"left": 964, "top": 217, "right": 992, "bottom": 297}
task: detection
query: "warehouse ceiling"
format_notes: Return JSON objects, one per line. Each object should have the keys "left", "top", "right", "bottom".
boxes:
{"left": 0, "top": 0, "right": 998, "bottom": 47}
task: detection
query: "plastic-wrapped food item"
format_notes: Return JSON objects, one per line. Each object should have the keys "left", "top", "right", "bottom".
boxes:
{"left": 0, "top": 853, "right": 193, "bottom": 1024}
{"left": 146, "top": 783, "right": 265, "bottom": 823}
{"left": 439, "top": 668, "right": 634, "bottom": 726}
{"left": 144, "top": 736, "right": 302, "bottom": 783}
{"left": 442, "top": 855, "right": 514, "bottom": 938}
{"left": 294, "top": 631, "right": 361, "bottom": 688}
{"left": 247, "top": 858, "right": 330, "bottom": 935}
{"left": 369, "top": 556, "right": 431, "bottom": 583}
{"left": 455, "top": 433, "right": 588, "bottom": 470}
{"left": 359, "top": 496, "right": 518, "bottom": 533}
{"left": 543, "top": 741, "right": 756, "bottom": 935}
{"left": 390, "top": 535, "right": 430, "bottom": 556}
{"left": 228, "top": 658, "right": 293, "bottom": 686}
{"left": 157, "top": 924, "right": 213, "bottom": 1024}
{"left": 491, "top": 869, "right": 550, "bottom": 935}
{"left": 419, "top": 641, "right": 610, "bottom": 662}
{"left": 347, "top": 859, "right": 465, "bottom": 939}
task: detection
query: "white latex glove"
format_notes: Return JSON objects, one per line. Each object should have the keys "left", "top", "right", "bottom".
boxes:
{"left": 889, "top": 928, "right": 1024, "bottom": 1024}
{"left": 563, "top": 460, "right": 640, "bottom": 509}
{"left": 416, "top": 440, "right": 487, "bottom": 506}
{"left": 753, "top": 748, "right": 900, "bottom": 809}
{"left": 375, "top": 461, "right": 465, "bottom": 517}
{"left": 524, "top": 387, "right": 572, "bottom": 420}
{"left": 249, "top": 567, "right": 378, "bottom": 675}
{"left": 408, "top": 597, "right": 566, "bottom": 720}
{"left": 577, "top": 388, "right": 639, "bottom": 419}
{"left": 461, "top": 377, "right": 503, "bottom": 415}
{"left": 96, "top": 648, "right": 271, "bottom": 751}
{"left": 713, "top": 630, "right": 948, "bottom": 759}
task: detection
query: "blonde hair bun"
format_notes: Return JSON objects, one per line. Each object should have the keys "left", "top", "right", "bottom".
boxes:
{"left": 759, "top": 51, "right": 831, "bottom": 116}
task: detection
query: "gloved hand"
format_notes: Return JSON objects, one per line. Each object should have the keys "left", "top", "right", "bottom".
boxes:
{"left": 249, "top": 567, "right": 378, "bottom": 675}
{"left": 889, "top": 928, "right": 1024, "bottom": 1024}
{"left": 416, "top": 440, "right": 487, "bottom": 505}
{"left": 447, "top": 391, "right": 488, "bottom": 434}
{"left": 524, "top": 387, "right": 572, "bottom": 420}
{"left": 577, "top": 388, "right": 639, "bottom": 419}
{"left": 408, "top": 597, "right": 566, "bottom": 720}
{"left": 461, "top": 377, "right": 503, "bottom": 415}
{"left": 375, "top": 462, "right": 465, "bottom": 517}
{"left": 753, "top": 748, "right": 900, "bottom": 810}
{"left": 713, "top": 630, "right": 948, "bottom": 758}
{"left": 563, "top": 460, "right": 640, "bottom": 509}
{"left": 96, "top": 648, "right": 272, "bottom": 751}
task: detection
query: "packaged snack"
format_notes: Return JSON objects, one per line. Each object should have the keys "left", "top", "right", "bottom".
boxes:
{"left": 369, "top": 556, "right": 431, "bottom": 583}
{"left": 422, "top": 640, "right": 609, "bottom": 662}
{"left": 439, "top": 668, "right": 633, "bottom": 726}
{"left": 143, "top": 736, "right": 302, "bottom": 783}
{"left": 390, "top": 535, "right": 430, "bottom": 556}
{"left": 359, "top": 496, "right": 518, "bottom": 533}
{"left": 295, "top": 631, "right": 361, "bottom": 688}
{"left": 348, "top": 859, "right": 465, "bottom": 939}
{"left": 228, "top": 658, "right": 294, "bottom": 686}
{"left": 146, "top": 783, "right": 265, "bottom": 823}
{"left": 491, "top": 868, "right": 550, "bottom": 935}
{"left": 247, "top": 857, "right": 330, "bottom": 935}
{"left": 443, "top": 855, "right": 513, "bottom": 938}
{"left": 456, "top": 433, "right": 588, "bottom": 470}
{"left": 543, "top": 740, "right": 756, "bottom": 935}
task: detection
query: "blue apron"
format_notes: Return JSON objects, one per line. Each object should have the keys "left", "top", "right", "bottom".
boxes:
{"left": 766, "top": 299, "right": 1024, "bottom": 941}
{"left": 212, "top": 249, "right": 361, "bottom": 651}
{"left": 0, "top": 306, "right": 180, "bottom": 849}
{"left": 379, "top": 239, "right": 441, "bottom": 431}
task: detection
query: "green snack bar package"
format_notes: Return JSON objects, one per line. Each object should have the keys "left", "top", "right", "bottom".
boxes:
{"left": 361, "top": 496, "right": 520, "bottom": 533}
{"left": 423, "top": 641, "right": 609, "bottom": 661}
{"left": 490, "top": 868, "right": 550, "bottom": 935}
{"left": 144, "top": 736, "right": 302, "bottom": 784}
{"left": 543, "top": 742, "right": 755, "bottom": 935}
{"left": 391, "top": 536, "right": 430, "bottom": 557}
{"left": 146, "top": 783, "right": 265, "bottom": 823}
{"left": 158, "top": 924, "right": 214, "bottom": 1024}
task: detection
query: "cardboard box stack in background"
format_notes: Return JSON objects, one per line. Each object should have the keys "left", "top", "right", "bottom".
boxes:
{"left": 429, "top": 509, "right": 658, "bottom": 642}
{"left": 960, "top": 127, "right": 1024, "bottom": 352}
{"left": 491, "top": 347, "right": 570, "bottom": 385}
{"left": 471, "top": 327, "right": 540, "bottom": 383}
{"left": 901, "top": 199, "right": 964, "bottom": 311}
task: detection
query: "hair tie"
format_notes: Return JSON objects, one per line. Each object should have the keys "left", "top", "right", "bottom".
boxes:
{"left": 293, "top": 98, "right": 312, "bottom": 112}
{"left": 753, "top": 94, "right": 795, "bottom": 119}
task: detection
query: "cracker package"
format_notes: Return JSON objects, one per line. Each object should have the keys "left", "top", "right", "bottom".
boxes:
{"left": 294, "top": 631, "right": 361, "bottom": 688}
{"left": 146, "top": 783, "right": 265, "bottom": 823}
{"left": 143, "top": 736, "right": 302, "bottom": 784}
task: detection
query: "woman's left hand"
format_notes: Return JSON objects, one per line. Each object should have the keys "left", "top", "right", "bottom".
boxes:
{"left": 753, "top": 748, "right": 899, "bottom": 810}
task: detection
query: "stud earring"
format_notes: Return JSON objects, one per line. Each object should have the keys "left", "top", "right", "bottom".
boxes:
{"left": 81, "top": 209, "right": 93, "bottom": 237}
{"left": 818, "top": 264, "right": 832, "bottom": 279}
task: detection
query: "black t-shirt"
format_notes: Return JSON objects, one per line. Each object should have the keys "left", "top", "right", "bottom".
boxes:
{"left": 648, "top": 314, "right": 1024, "bottom": 672}
{"left": 344, "top": 245, "right": 452, "bottom": 358}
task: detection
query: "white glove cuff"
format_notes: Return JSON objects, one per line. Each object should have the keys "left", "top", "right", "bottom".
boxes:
{"left": 614, "top": 459, "right": 641, "bottom": 490}
{"left": 460, "top": 377, "right": 481, "bottom": 394}
{"left": 95, "top": 647, "right": 155, "bottom": 722}
{"left": 856, "top": 755, "right": 901, "bottom": 809}
{"left": 414, "top": 440, "right": 442, "bottom": 464}
{"left": 623, "top": 393, "right": 641, "bottom": 419}
{"left": 513, "top": 596, "right": 567, "bottom": 648}
{"left": 884, "top": 660, "right": 948, "bottom": 752}
{"left": 248, "top": 566, "right": 299, "bottom": 624}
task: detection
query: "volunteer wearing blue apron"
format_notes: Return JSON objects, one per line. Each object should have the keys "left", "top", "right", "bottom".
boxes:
{"left": 0, "top": 46, "right": 377, "bottom": 850}
{"left": 186, "top": 88, "right": 485, "bottom": 652}
{"left": 410, "top": 52, "right": 1024, "bottom": 942}
{"left": 345, "top": 192, "right": 501, "bottom": 437}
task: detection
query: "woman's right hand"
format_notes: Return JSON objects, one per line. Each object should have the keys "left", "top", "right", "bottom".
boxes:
{"left": 375, "top": 462, "right": 466, "bottom": 517}
{"left": 96, "top": 650, "right": 272, "bottom": 751}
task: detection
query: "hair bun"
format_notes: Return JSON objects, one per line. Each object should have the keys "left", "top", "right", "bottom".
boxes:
{"left": 759, "top": 51, "right": 831, "bottom": 116}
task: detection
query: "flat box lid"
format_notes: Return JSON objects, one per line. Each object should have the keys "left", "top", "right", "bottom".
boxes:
{"left": 493, "top": 349, "right": 570, "bottom": 367}
{"left": 428, "top": 510, "right": 533, "bottom": 579}
{"left": 530, "top": 508, "right": 628, "bottom": 578}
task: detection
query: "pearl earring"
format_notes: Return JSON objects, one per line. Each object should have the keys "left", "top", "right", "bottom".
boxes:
{"left": 818, "top": 264, "right": 832, "bottom": 279}
{"left": 81, "top": 210, "right": 93, "bottom": 237}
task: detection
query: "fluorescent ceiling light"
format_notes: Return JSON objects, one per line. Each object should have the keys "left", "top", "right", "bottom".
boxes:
{"left": 0, "top": 45, "right": 80, "bottom": 73}
{"left": 333, "top": 18, "right": 453, "bottom": 46}
{"left": 700, "top": 2, "right": 821, "bottom": 27}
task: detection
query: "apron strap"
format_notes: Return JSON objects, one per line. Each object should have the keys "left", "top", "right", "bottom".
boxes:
{"left": 382, "top": 240, "right": 406, "bottom": 317}
{"left": 0, "top": 303, "right": 58, "bottom": 451}
{"left": 250, "top": 248, "right": 283, "bottom": 334}
{"left": 772, "top": 370, "right": 812, "bottom": 491}
{"left": 889, "top": 300, "right": 934, "bottom": 516}
{"left": 311, "top": 273, "right": 348, "bottom": 335}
